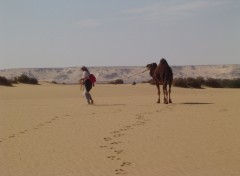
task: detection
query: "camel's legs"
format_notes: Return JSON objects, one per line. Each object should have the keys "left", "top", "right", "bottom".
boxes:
{"left": 165, "top": 85, "right": 169, "bottom": 104}
{"left": 156, "top": 84, "right": 160, "bottom": 103}
{"left": 168, "top": 84, "right": 172, "bottom": 103}
{"left": 163, "top": 84, "right": 168, "bottom": 104}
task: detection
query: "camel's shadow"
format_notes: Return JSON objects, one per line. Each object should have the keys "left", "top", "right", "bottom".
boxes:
{"left": 93, "top": 104, "right": 126, "bottom": 107}
{"left": 180, "top": 102, "right": 214, "bottom": 105}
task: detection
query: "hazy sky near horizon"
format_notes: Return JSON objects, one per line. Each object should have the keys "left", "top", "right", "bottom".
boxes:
{"left": 0, "top": 0, "right": 240, "bottom": 69}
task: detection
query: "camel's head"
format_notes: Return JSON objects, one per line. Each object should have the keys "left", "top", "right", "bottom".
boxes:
{"left": 146, "top": 63, "right": 157, "bottom": 70}
{"left": 146, "top": 63, "right": 157, "bottom": 77}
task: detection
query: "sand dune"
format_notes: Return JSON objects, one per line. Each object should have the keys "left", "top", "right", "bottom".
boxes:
{"left": 1, "top": 83, "right": 240, "bottom": 176}
{"left": 0, "top": 64, "right": 239, "bottom": 84}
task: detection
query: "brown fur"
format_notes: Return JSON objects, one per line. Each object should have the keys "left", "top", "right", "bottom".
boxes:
{"left": 146, "top": 58, "right": 173, "bottom": 104}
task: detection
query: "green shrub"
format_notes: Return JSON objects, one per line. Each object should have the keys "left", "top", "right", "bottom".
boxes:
{"left": 0, "top": 76, "right": 12, "bottom": 86}
{"left": 231, "top": 78, "right": 240, "bottom": 88}
{"left": 173, "top": 78, "right": 188, "bottom": 88}
{"left": 156, "top": 77, "right": 240, "bottom": 88}
{"left": 11, "top": 77, "right": 19, "bottom": 84}
{"left": 204, "top": 78, "right": 222, "bottom": 88}
{"left": 109, "top": 79, "right": 124, "bottom": 84}
{"left": 221, "top": 79, "right": 240, "bottom": 88}
{"left": 16, "top": 74, "right": 38, "bottom": 84}
{"left": 186, "top": 77, "right": 202, "bottom": 88}
{"left": 196, "top": 77, "right": 205, "bottom": 85}
{"left": 203, "top": 78, "right": 240, "bottom": 88}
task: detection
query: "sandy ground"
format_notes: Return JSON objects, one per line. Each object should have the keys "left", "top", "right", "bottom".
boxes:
{"left": 1, "top": 83, "right": 240, "bottom": 176}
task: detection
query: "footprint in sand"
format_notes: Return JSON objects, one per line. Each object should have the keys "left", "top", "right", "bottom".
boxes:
{"left": 8, "top": 135, "right": 15, "bottom": 139}
{"left": 120, "top": 126, "right": 133, "bottom": 131}
{"left": 110, "top": 141, "right": 122, "bottom": 145}
{"left": 104, "top": 137, "right": 112, "bottom": 141}
{"left": 119, "top": 128, "right": 127, "bottom": 132}
{"left": 107, "top": 155, "right": 116, "bottom": 160}
{"left": 110, "top": 130, "right": 120, "bottom": 134}
{"left": 133, "top": 121, "right": 146, "bottom": 126}
{"left": 115, "top": 168, "right": 127, "bottom": 175}
{"left": 99, "top": 145, "right": 108, "bottom": 148}
{"left": 108, "top": 146, "right": 116, "bottom": 150}
{"left": 1, "top": 115, "right": 66, "bottom": 144}
{"left": 136, "top": 116, "right": 144, "bottom": 120}
{"left": 107, "top": 155, "right": 121, "bottom": 161}
{"left": 37, "top": 123, "right": 45, "bottom": 127}
{"left": 113, "top": 133, "right": 125, "bottom": 138}
{"left": 120, "top": 162, "right": 132, "bottom": 167}
{"left": 114, "top": 150, "right": 124, "bottom": 154}
{"left": 124, "top": 125, "right": 132, "bottom": 129}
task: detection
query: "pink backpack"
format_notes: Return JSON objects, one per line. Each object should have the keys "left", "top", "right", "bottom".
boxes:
{"left": 89, "top": 74, "right": 96, "bottom": 84}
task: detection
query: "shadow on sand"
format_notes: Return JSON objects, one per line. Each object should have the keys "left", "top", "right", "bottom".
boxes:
{"left": 180, "top": 102, "right": 214, "bottom": 105}
{"left": 93, "top": 104, "right": 126, "bottom": 107}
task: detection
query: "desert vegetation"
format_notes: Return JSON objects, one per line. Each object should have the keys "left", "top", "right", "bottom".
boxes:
{"left": 145, "top": 77, "right": 240, "bottom": 88}
{"left": 0, "top": 74, "right": 39, "bottom": 86}
{"left": 1, "top": 74, "right": 240, "bottom": 88}
{"left": 15, "top": 74, "right": 39, "bottom": 84}
{"left": 0, "top": 76, "right": 13, "bottom": 86}
{"left": 173, "top": 77, "right": 203, "bottom": 88}
{"left": 108, "top": 79, "right": 124, "bottom": 84}
{"left": 173, "top": 77, "right": 240, "bottom": 88}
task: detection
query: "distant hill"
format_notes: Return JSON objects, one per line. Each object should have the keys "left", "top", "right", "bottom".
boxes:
{"left": 0, "top": 65, "right": 239, "bottom": 84}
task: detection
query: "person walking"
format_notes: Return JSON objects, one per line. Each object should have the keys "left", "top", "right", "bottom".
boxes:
{"left": 80, "top": 66, "right": 94, "bottom": 104}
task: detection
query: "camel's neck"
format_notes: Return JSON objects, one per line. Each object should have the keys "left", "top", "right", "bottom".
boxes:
{"left": 150, "top": 68, "right": 155, "bottom": 78}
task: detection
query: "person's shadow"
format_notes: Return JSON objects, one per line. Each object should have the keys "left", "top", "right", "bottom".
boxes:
{"left": 93, "top": 104, "right": 126, "bottom": 107}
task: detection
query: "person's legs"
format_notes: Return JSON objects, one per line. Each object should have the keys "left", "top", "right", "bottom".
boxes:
{"left": 83, "top": 81, "right": 94, "bottom": 104}
{"left": 85, "top": 80, "right": 94, "bottom": 104}
{"left": 86, "top": 91, "right": 94, "bottom": 104}
{"left": 83, "top": 89, "right": 92, "bottom": 104}
{"left": 82, "top": 88, "right": 90, "bottom": 104}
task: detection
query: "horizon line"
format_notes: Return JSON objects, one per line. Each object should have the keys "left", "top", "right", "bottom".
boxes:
{"left": 1, "top": 63, "right": 240, "bottom": 70}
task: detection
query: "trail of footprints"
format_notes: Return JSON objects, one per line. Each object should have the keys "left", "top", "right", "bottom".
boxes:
{"left": 0, "top": 115, "right": 70, "bottom": 144}
{"left": 1, "top": 105, "right": 176, "bottom": 174}
{"left": 100, "top": 105, "right": 176, "bottom": 175}
{"left": 100, "top": 112, "right": 153, "bottom": 175}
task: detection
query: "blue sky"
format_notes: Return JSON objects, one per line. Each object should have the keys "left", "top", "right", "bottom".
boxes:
{"left": 0, "top": 0, "right": 239, "bottom": 69}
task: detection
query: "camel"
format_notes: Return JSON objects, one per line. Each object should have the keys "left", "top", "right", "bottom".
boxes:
{"left": 146, "top": 58, "right": 173, "bottom": 104}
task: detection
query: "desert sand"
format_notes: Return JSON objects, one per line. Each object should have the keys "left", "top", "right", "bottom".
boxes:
{"left": 1, "top": 83, "right": 240, "bottom": 176}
